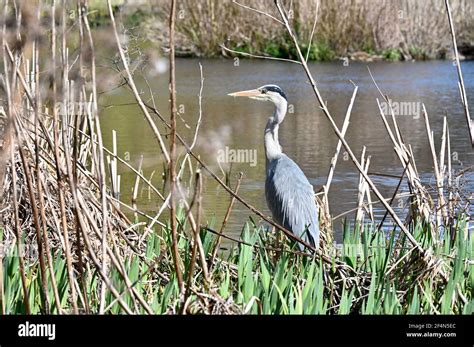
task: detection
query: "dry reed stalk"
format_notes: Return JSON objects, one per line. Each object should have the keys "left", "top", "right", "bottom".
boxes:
{"left": 323, "top": 84, "right": 357, "bottom": 227}
{"left": 370, "top": 67, "right": 433, "bottom": 230}
{"left": 157, "top": 0, "right": 473, "bottom": 61}
{"left": 47, "top": 0, "right": 78, "bottom": 313}
{"left": 423, "top": 105, "right": 448, "bottom": 228}
{"left": 232, "top": 0, "right": 284, "bottom": 25}
{"left": 155, "top": 63, "right": 210, "bottom": 283}
{"left": 324, "top": 85, "right": 357, "bottom": 195}
{"left": 105, "top": 2, "right": 170, "bottom": 164}
{"left": 0, "top": 0, "right": 12, "bottom": 195}
{"left": 1, "top": 0, "right": 13, "bottom": 316}
{"left": 203, "top": 227, "right": 314, "bottom": 258}
{"left": 444, "top": 0, "right": 473, "bottom": 146}
{"left": 22, "top": 115, "right": 77, "bottom": 312}
{"left": 2, "top": 0, "right": 162, "bottom": 314}
{"left": 305, "top": 0, "right": 320, "bottom": 62}
{"left": 7, "top": 19, "right": 54, "bottom": 314}
{"left": 181, "top": 170, "right": 203, "bottom": 314}
{"left": 446, "top": 125, "right": 454, "bottom": 231}
{"left": 175, "top": 186, "right": 210, "bottom": 284}
{"left": 138, "top": 63, "right": 210, "bottom": 281}
{"left": 74, "top": 195, "right": 134, "bottom": 314}
{"left": 376, "top": 166, "right": 409, "bottom": 234}
{"left": 209, "top": 171, "right": 243, "bottom": 268}
{"left": 220, "top": 44, "right": 301, "bottom": 64}
{"left": 72, "top": 178, "right": 149, "bottom": 313}
{"left": 365, "top": 173, "right": 374, "bottom": 223}
{"left": 30, "top": 2, "right": 63, "bottom": 314}
{"left": 106, "top": 0, "right": 186, "bottom": 295}
{"left": 16, "top": 127, "right": 50, "bottom": 312}
{"left": 34, "top": 121, "right": 64, "bottom": 313}
{"left": 104, "top": 224, "right": 153, "bottom": 314}
{"left": 79, "top": 0, "right": 109, "bottom": 314}
{"left": 375, "top": 99, "right": 431, "bottom": 220}
{"left": 439, "top": 117, "right": 448, "bottom": 219}
{"left": 316, "top": 194, "right": 333, "bottom": 255}
{"left": 1, "top": 0, "right": 469, "bottom": 315}
{"left": 107, "top": 129, "right": 120, "bottom": 200}
{"left": 10, "top": 136, "right": 30, "bottom": 314}
{"left": 356, "top": 148, "right": 372, "bottom": 225}
{"left": 132, "top": 155, "right": 144, "bottom": 220}
{"left": 168, "top": 0, "right": 184, "bottom": 293}
{"left": 70, "top": 124, "right": 165, "bottom": 201}
{"left": 60, "top": 5, "right": 81, "bottom": 315}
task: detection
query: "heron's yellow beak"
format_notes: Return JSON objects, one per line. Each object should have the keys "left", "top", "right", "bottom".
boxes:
{"left": 227, "top": 89, "right": 261, "bottom": 97}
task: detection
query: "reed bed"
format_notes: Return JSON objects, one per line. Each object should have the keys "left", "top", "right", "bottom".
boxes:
{"left": 132, "top": 0, "right": 474, "bottom": 60}
{"left": 0, "top": 0, "right": 472, "bottom": 315}
{"left": 2, "top": 218, "right": 473, "bottom": 314}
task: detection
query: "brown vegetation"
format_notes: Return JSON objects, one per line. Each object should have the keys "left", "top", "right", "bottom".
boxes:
{"left": 135, "top": 0, "right": 474, "bottom": 60}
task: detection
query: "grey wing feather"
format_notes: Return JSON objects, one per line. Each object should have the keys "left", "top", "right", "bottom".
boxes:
{"left": 265, "top": 154, "right": 320, "bottom": 250}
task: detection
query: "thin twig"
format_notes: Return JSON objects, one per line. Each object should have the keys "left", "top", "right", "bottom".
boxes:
{"left": 305, "top": 0, "right": 320, "bottom": 62}
{"left": 220, "top": 44, "right": 301, "bottom": 64}
{"left": 210, "top": 172, "right": 243, "bottom": 267}
{"left": 168, "top": 0, "right": 184, "bottom": 294}
{"left": 444, "top": 0, "right": 473, "bottom": 146}
{"left": 324, "top": 85, "right": 357, "bottom": 194}
{"left": 231, "top": 0, "right": 284, "bottom": 25}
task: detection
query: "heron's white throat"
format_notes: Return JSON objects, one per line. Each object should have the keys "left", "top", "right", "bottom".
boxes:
{"left": 264, "top": 98, "right": 287, "bottom": 162}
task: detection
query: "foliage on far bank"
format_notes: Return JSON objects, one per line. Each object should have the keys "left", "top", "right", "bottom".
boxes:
{"left": 89, "top": 0, "right": 474, "bottom": 61}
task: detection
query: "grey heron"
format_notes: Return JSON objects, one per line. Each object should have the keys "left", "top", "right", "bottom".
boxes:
{"left": 228, "top": 85, "right": 320, "bottom": 251}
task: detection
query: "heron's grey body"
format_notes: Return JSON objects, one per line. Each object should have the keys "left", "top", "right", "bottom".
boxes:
{"left": 265, "top": 153, "right": 319, "bottom": 249}
{"left": 229, "top": 84, "right": 320, "bottom": 250}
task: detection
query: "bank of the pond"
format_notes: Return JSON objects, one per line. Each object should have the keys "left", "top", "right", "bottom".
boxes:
{"left": 88, "top": 0, "right": 474, "bottom": 62}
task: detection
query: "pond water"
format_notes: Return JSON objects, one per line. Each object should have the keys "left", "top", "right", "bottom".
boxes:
{"left": 100, "top": 58, "right": 474, "bottom": 243}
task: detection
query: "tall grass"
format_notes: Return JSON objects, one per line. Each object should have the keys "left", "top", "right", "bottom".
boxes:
{"left": 2, "top": 215, "right": 473, "bottom": 314}
{"left": 131, "top": 0, "right": 474, "bottom": 60}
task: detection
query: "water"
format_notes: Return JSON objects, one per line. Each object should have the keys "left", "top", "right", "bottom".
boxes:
{"left": 100, "top": 58, "right": 474, "bottom": 243}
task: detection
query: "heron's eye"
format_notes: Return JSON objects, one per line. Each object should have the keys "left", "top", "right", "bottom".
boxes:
{"left": 261, "top": 89, "right": 267, "bottom": 94}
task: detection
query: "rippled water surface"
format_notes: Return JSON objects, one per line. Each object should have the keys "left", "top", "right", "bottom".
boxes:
{"left": 100, "top": 58, "right": 474, "bottom": 243}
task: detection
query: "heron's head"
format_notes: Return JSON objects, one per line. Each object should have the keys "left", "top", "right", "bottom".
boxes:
{"left": 228, "top": 84, "right": 287, "bottom": 107}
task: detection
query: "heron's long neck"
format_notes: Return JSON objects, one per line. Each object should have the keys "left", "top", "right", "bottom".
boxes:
{"left": 264, "top": 103, "right": 286, "bottom": 162}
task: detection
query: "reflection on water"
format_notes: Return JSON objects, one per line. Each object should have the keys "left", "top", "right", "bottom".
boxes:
{"left": 100, "top": 58, "right": 474, "bottom": 242}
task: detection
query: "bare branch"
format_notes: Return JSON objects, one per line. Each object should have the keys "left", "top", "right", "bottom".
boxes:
{"left": 444, "top": 0, "right": 473, "bottom": 146}
{"left": 305, "top": 0, "right": 320, "bottom": 62}
{"left": 220, "top": 44, "right": 301, "bottom": 64}
{"left": 232, "top": 0, "right": 284, "bottom": 25}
